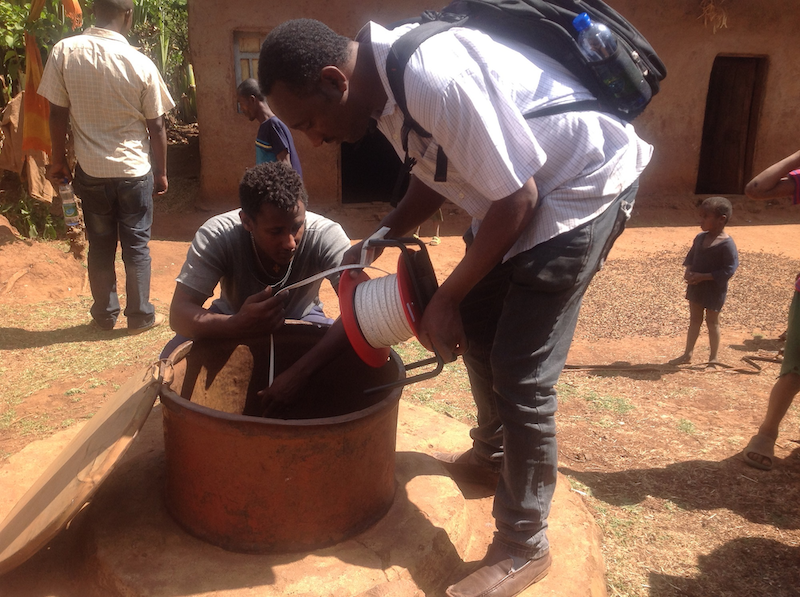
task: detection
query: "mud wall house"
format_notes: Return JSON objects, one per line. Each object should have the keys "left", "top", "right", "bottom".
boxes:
{"left": 188, "top": 0, "right": 800, "bottom": 211}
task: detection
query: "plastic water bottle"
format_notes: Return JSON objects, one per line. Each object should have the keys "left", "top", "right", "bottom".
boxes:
{"left": 59, "top": 180, "right": 81, "bottom": 227}
{"left": 572, "top": 12, "right": 651, "bottom": 114}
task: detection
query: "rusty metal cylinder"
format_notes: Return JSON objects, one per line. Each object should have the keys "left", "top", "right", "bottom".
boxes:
{"left": 159, "top": 323, "right": 405, "bottom": 553}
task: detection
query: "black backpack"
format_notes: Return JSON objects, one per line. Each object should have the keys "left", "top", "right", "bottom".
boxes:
{"left": 385, "top": 0, "right": 666, "bottom": 195}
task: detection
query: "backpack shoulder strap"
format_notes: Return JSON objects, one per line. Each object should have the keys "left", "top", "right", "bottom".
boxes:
{"left": 386, "top": 18, "right": 464, "bottom": 190}
{"left": 386, "top": 18, "right": 465, "bottom": 146}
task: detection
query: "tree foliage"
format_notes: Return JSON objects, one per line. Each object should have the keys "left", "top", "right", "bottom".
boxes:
{"left": 1, "top": 0, "right": 75, "bottom": 105}
{"left": 128, "top": 0, "right": 195, "bottom": 122}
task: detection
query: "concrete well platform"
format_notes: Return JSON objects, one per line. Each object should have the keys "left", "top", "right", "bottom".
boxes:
{"left": 0, "top": 401, "right": 606, "bottom": 597}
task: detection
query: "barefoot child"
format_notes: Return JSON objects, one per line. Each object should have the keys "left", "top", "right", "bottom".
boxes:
{"left": 670, "top": 196, "right": 738, "bottom": 366}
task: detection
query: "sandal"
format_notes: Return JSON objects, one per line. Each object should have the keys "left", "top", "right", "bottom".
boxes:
{"left": 742, "top": 434, "right": 775, "bottom": 471}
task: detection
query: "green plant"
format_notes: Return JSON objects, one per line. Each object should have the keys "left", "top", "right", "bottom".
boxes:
{"left": 584, "top": 390, "right": 635, "bottom": 415}
{"left": 0, "top": 0, "right": 75, "bottom": 107}
{"left": 0, "top": 186, "right": 58, "bottom": 239}
{"left": 129, "top": 0, "right": 195, "bottom": 122}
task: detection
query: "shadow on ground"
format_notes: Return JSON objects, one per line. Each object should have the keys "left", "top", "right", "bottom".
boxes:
{"left": 0, "top": 325, "right": 129, "bottom": 350}
{"left": 648, "top": 537, "right": 800, "bottom": 597}
{"left": 563, "top": 362, "right": 688, "bottom": 382}
{"left": 729, "top": 337, "right": 785, "bottom": 353}
{"left": 561, "top": 455, "right": 800, "bottom": 530}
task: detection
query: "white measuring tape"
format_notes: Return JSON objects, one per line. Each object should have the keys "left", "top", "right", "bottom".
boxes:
{"left": 354, "top": 274, "right": 415, "bottom": 348}
{"left": 266, "top": 261, "right": 418, "bottom": 387}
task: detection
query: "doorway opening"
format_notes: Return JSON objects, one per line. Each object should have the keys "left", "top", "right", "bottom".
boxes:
{"left": 341, "top": 127, "right": 402, "bottom": 204}
{"left": 695, "top": 55, "right": 767, "bottom": 195}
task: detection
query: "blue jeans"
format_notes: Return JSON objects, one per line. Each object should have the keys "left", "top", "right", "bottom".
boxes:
{"left": 459, "top": 182, "right": 638, "bottom": 559}
{"left": 73, "top": 165, "right": 155, "bottom": 330}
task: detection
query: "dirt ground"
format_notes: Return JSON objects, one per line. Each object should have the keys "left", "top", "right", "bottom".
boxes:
{"left": 2, "top": 150, "right": 800, "bottom": 596}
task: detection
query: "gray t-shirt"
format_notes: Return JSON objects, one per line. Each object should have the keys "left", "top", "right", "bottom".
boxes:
{"left": 176, "top": 210, "right": 351, "bottom": 319}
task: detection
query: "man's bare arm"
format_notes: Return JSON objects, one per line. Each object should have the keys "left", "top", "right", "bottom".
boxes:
{"left": 146, "top": 115, "right": 168, "bottom": 195}
{"left": 48, "top": 103, "right": 71, "bottom": 183}
{"left": 418, "top": 177, "right": 539, "bottom": 361}
{"left": 169, "top": 283, "right": 285, "bottom": 339}
{"left": 745, "top": 150, "right": 800, "bottom": 200}
{"left": 341, "top": 176, "right": 446, "bottom": 265}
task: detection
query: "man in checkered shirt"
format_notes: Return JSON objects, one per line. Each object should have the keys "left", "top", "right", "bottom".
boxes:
{"left": 39, "top": 0, "right": 174, "bottom": 333}
{"left": 259, "top": 18, "right": 652, "bottom": 597}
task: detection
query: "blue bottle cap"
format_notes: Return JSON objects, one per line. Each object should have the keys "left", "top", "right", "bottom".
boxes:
{"left": 573, "top": 12, "right": 592, "bottom": 32}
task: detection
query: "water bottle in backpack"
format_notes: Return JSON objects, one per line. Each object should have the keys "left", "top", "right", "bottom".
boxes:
{"left": 572, "top": 12, "right": 651, "bottom": 114}
{"left": 59, "top": 179, "right": 81, "bottom": 228}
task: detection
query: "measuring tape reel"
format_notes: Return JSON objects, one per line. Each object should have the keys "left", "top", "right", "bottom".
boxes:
{"left": 339, "top": 236, "right": 444, "bottom": 393}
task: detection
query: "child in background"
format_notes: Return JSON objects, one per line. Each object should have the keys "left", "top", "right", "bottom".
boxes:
{"left": 413, "top": 207, "right": 444, "bottom": 246}
{"left": 670, "top": 196, "right": 739, "bottom": 366}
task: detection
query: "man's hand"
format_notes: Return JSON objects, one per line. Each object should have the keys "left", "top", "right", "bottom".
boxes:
{"left": 342, "top": 239, "right": 385, "bottom": 267}
{"left": 229, "top": 287, "right": 288, "bottom": 335}
{"left": 48, "top": 103, "right": 71, "bottom": 185}
{"left": 153, "top": 172, "right": 168, "bottom": 196}
{"left": 257, "top": 318, "right": 350, "bottom": 418}
{"left": 146, "top": 115, "right": 168, "bottom": 197}
{"left": 341, "top": 241, "right": 365, "bottom": 266}
{"left": 257, "top": 366, "right": 307, "bottom": 418}
{"left": 48, "top": 157, "right": 71, "bottom": 186}
{"left": 417, "top": 289, "right": 467, "bottom": 363}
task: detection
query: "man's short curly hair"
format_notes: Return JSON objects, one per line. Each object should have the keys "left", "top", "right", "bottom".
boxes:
{"left": 237, "top": 78, "right": 264, "bottom": 101}
{"left": 239, "top": 162, "right": 308, "bottom": 220}
{"left": 94, "top": 0, "right": 133, "bottom": 21}
{"left": 698, "top": 196, "right": 733, "bottom": 222}
{"left": 258, "top": 19, "right": 350, "bottom": 96}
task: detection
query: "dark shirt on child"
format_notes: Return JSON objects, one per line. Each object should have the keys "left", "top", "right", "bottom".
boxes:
{"left": 683, "top": 232, "right": 738, "bottom": 311}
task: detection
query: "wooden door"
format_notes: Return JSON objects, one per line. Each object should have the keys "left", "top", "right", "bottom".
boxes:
{"left": 696, "top": 56, "right": 767, "bottom": 194}
{"left": 341, "top": 128, "right": 402, "bottom": 204}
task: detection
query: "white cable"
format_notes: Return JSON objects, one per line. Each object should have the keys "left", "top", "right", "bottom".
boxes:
{"left": 277, "top": 263, "right": 390, "bottom": 294}
{"left": 269, "top": 334, "right": 275, "bottom": 387}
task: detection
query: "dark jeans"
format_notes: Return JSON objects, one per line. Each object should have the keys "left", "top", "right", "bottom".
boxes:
{"left": 459, "top": 181, "right": 638, "bottom": 559}
{"left": 73, "top": 165, "right": 155, "bottom": 330}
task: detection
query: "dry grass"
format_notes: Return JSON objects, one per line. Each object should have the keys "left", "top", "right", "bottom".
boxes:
{"left": 556, "top": 249, "right": 800, "bottom": 596}
{"left": 0, "top": 295, "right": 173, "bottom": 451}
{"left": 699, "top": 0, "right": 728, "bottom": 34}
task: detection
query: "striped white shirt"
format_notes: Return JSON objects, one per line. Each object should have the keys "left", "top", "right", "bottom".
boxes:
{"left": 365, "top": 22, "right": 653, "bottom": 260}
{"left": 38, "top": 27, "right": 175, "bottom": 178}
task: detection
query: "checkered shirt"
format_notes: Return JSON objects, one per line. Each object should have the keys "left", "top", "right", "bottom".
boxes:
{"left": 38, "top": 27, "right": 175, "bottom": 178}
